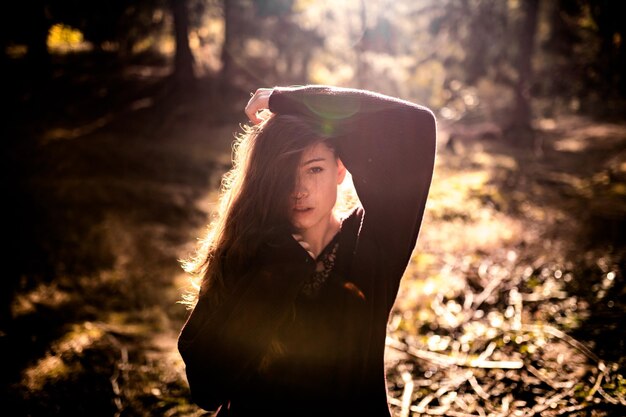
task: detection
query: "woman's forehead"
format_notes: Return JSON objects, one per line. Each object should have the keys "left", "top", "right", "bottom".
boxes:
{"left": 300, "top": 142, "right": 334, "bottom": 162}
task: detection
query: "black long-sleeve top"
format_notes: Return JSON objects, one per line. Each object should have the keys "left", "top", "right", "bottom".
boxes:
{"left": 178, "top": 86, "right": 437, "bottom": 416}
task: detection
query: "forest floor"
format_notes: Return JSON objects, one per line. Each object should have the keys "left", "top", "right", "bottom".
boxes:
{"left": 2, "top": 54, "right": 626, "bottom": 417}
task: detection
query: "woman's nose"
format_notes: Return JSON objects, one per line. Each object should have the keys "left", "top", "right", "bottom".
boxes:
{"left": 293, "top": 180, "right": 308, "bottom": 200}
{"left": 293, "top": 189, "right": 307, "bottom": 200}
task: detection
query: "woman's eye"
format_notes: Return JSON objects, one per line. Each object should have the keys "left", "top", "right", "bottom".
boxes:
{"left": 308, "top": 166, "right": 323, "bottom": 174}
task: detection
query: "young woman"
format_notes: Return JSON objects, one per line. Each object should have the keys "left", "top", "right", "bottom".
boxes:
{"left": 178, "top": 85, "right": 437, "bottom": 416}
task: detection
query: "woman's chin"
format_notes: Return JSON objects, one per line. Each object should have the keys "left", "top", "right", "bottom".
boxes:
{"left": 291, "top": 220, "right": 309, "bottom": 231}
{"left": 291, "top": 218, "right": 314, "bottom": 233}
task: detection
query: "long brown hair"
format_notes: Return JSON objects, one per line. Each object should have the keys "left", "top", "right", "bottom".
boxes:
{"left": 181, "top": 114, "right": 333, "bottom": 307}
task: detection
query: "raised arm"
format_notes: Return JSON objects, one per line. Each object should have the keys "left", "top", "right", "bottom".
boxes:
{"left": 265, "top": 85, "right": 437, "bottom": 295}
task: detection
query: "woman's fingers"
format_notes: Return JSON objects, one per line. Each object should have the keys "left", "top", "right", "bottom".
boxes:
{"left": 245, "top": 88, "right": 273, "bottom": 124}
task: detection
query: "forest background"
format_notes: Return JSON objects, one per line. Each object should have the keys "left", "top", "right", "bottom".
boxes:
{"left": 2, "top": 0, "right": 626, "bottom": 416}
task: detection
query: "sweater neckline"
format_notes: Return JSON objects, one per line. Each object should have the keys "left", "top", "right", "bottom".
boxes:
{"left": 291, "top": 214, "right": 346, "bottom": 261}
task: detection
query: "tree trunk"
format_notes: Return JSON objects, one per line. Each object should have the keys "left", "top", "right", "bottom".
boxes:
{"left": 511, "top": 0, "right": 539, "bottom": 134}
{"left": 25, "top": 0, "right": 51, "bottom": 79}
{"left": 170, "top": 0, "right": 195, "bottom": 85}
{"left": 220, "top": 0, "right": 235, "bottom": 85}
{"left": 355, "top": 0, "right": 367, "bottom": 88}
{"left": 591, "top": 2, "right": 626, "bottom": 100}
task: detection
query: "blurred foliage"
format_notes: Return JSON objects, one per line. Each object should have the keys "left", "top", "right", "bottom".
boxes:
{"left": 3, "top": 0, "right": 625, "bottom": 117}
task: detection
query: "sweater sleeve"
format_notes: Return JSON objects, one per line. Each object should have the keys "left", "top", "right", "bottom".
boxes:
{"left": 177, "top": 243, "right": 313, "bottom": 411}
{"left": 269, "top": 85, "right": 437, "bottom": 299}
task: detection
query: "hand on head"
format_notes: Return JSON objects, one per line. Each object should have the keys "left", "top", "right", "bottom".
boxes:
{"left": 245, "top": 88, "right": 274, "bottom": 124}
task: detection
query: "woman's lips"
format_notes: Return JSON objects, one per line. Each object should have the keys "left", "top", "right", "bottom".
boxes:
{"left": 293, "top": 207, "right": 313, "bottom": 213}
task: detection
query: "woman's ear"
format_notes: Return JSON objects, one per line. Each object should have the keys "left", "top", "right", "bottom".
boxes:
{"left": 336, "top": 158, "right": 347, "bottom": 184}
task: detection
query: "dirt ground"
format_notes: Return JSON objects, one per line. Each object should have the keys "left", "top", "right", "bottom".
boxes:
{"left": 2, "top": 56, "right": 625, "bottom": 416}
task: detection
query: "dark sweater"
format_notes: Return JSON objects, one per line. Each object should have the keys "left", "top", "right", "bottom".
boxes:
{"left": 177, "top": 86, "right": 437, "bottom": 416}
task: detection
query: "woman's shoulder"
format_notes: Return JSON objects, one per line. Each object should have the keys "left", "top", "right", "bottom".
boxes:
{"left": 339, "top": 206, "right": 364, "bottom": 235}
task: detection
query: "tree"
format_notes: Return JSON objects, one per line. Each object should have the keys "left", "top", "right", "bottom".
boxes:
{"left": 170, "top": 0, "right": 195, "bottom": 84}
{"left": 220, "top": 0, "right": 251, "bottom": 87}
{"left": 510, "top": 0, "right": 539, "bottom": 134}
{"left": 588, "top": 0, "right": 626, "bottom": 99}
{"left": 354, "top": 0, "right": 367, "bottom": 88}
{"left": 0, "top": 1, "right": 52, "bottom": 77}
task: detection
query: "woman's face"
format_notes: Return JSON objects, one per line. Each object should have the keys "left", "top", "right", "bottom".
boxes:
{"left": 290, "top": 142, "right": 346, "bottom": 233}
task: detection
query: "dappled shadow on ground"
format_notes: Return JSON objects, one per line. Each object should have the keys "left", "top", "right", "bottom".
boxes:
{"left": 492, "top": 116, "right": 626, "bottom": 364}
{"left": 2, "top": 53, "right": 245, "bottom": 416}
{"left": 385, "top": 117, "right": 625, "bottom": 416}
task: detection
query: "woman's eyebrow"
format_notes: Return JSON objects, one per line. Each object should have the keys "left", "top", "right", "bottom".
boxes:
{"left": 302, "top": 157, "right": 326, "bottom": 166}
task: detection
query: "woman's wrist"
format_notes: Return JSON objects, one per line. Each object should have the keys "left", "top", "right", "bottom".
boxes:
{"left": 245, "top": 88, "right": 274, "bottom": 124}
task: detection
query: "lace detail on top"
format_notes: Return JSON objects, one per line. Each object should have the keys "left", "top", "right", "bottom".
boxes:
{"left": 300, "top": 242, "right": 339, "bottom": 298}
